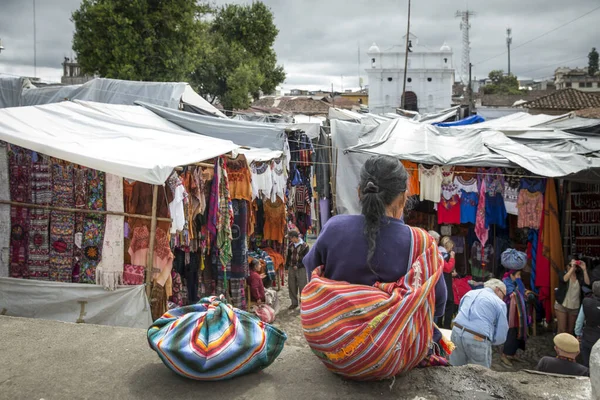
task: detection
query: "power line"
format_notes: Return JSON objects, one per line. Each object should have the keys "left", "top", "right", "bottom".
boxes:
{"left": 474, "top": 4, "right": 600, "bottom": 66}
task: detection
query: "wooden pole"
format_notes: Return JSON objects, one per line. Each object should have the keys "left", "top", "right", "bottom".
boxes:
{"left": 400, "top": 0, "right": 411, "bottom": 109}
{"left": 145, "top": 185, "right": 159, "bottom": 297}
{"left": 0, "top": 200, "right": 171, "bottom": 222}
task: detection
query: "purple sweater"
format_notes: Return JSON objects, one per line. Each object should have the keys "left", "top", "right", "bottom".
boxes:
{"left": 303, "top": 214, "right": 447, "bottom": 317}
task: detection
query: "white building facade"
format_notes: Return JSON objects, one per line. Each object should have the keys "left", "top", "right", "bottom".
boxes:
{"left": 366, "top": 34, "right": 455, "bottom": 114}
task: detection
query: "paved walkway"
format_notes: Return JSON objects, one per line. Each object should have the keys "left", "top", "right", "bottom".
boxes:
{"left": 0, "top": 316, "right": 591, "bottom": 400}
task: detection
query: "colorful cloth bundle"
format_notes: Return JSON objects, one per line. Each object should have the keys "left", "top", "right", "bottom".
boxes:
{"left": 148, "top": 296, "right": 287, "bottom": 381}
{"left": 253, "top": 304, "right": 275, "bottom": 323}
{"left": 300, "top": 227, "right": 444, "bottom": 381}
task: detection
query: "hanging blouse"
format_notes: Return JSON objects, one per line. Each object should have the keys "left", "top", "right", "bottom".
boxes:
{"left": 418, "top": 165, "right": 443, "bottom": 203}
{"left": 250, "top": 161, "right": 273, "bottom": 200}
{"left": 517, "top": 190, "right": 543, "bottom": 229}
{"left": 503, "top": 171, "right": 521, "bottom": 216}
{"left": 441, "top": 182, "right": 459, "bottom": 201}
{"left": 460, "top": 191, "right": 479, "bottom": 224}
{"left": 520, "top": 178, "right": 545, "bottom": 194}
{"left": 485, "top": 192, "right": 507, "bottom": 229}
{"left": 401, "top": 160, "right": 420, "bottom": 196}
{"left": 271, "top": 158, "right": 287, "bottom": 203}
{"left": 167, "top": 172, "right": 187, "bottom": 234}
{"left": 483, "top": 167, "right": 505, "bottom": 196}
{"left": 454, "top": 176, "right": 478, "bottom": 193}
{"left": 227, "top": 156, "right": 252, "bottom": 202}
{"left": 455, "top": 166, "right": 478, "bottom": 181}
{"left": 263, "top": 198, "right": 286, "bottom": 243}
{"left": 441, "top": 166, "right": 455, "bottom": 185}
{"left": 437, "top": 194, "right": 461, "bottom": 224}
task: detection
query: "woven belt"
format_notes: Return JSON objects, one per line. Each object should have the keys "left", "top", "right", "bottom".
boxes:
{"left": 452, "top": 323, "right": 490, "bottom": 342}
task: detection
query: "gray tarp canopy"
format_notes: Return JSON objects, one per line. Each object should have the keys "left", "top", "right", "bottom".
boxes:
{"left": 138, "top": 101, "right": 286, "bottom": 151}
{"left": 0, "top": 75, "right": 34, "bottom": 108}
{"left": 20, "top": 78, "right": 226, "bottom": 118}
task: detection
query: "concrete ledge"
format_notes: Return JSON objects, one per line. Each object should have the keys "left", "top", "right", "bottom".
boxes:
{"left": 0, "top": 316, "right": 591, "bottom": 400}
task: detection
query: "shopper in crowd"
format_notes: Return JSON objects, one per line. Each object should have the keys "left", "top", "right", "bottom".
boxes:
{"left": 449, "top": 279, "right": 509, "bottom": 368}
{"left": 556, "top": 258, "right": 591, "bottom": 334}
{"left": 301, "top": 155, "right": 448, "bottom": 380}
{"left": 286, "top": 230, "right": 310, "bottom": 310}
{"left": 500, "top": 249, "right": 530, "bottom": 367}
{"left": 247, "top": 259, "right": 266, "bottom": 304}
{"left": 535, "top": 333, "right": 589, "bottom": 376}
{"left": 574, "top": 281, "right": 600, "bottom": 367}
{"left": 439, "top": 236, "right": 457, "bottom": 329}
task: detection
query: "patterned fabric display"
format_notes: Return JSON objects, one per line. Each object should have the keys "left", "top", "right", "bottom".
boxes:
{"left": 123, "top": 264, "right": 145, "bottom": 285}
{"left": 0, "top": 143, "right": 10, "bottom": 278}
{"left": 300, "top": 227, "right": 445, "bottom": 381}
{"left": 28, "top": 156, "right": 51, "bottom": 280}
{"left": 230, "top": 199, "right": 248, "bottom": 279}
{"left": 96, "top": 173, "right": 124, "bottom": 290}
{"left": 72, "top": 167, "right": 88, "bottom": 282}
{"left": 80, "top": 170, "right": 106, "bottom": 284}
{"left": 49, "top": 163, "right": 75, "bottom": 282}
{"left": 8, "top": 147, "right": 31, "bottom": 278}
{"left": 229, "top": 278, "right": 246, "bottom": 310}
{"left": 148, "top": 296, "right": 287, "bottom": 380}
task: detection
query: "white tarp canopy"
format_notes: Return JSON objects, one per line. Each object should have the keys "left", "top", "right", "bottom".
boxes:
{"left": 0, "top": 101, "right": 237, "bottom": 184}
{"left": 21, "top": 77, "right": 227, "bottom": 118}
{"left": 0, "top": 75, "right": 34, "bottom": 108}
{"left": 0, "top": 278, "right": 152, "bottom": 329}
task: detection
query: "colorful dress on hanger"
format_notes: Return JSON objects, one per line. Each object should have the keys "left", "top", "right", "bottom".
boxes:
{"left": 460, "top": 191, "right": 479, "bottom": 224}
{"left": 520, "top": 178, "right": 545, "bottom": 194}
{"left": 441, "top": 166, "right": 455, "bottom": 185}
{"left": 250, "top": 161, "right": 273, "bottom": 200}
{"left": 401, "top": 160, "right": 420, "bottom": 196}
{"left": 263, "top": 199, "right": 286, "bottom": 243}
{"left": 227, "top": 156, "right": 252, "bottom": 202}
{"left": 517, "top": 190, "right": 544, "bottom": 229}
{"left": 72, "top": 167, "right": 88, "bottom": 282}
{"left": 454, "top": 176, "right": 478, "bottom": 194}
{"left": 438, "top": 194, "right": 461, "bottom": 224}
{"left": 418, "top": 165, "right": 443, "bottom": 203}
{"left": 8, "top": 146, "right": 32, "bottom": 278}
{"left": 79, "top": 169, "right": 106, "bottom": 284}
{"left": 503, "top": 169, "right": 522, "bottom": 216}
{"left": 482, "top": 168, "right": 507, "bottom": 228}
{"left": 28, "top": 154, "right": 51, "bottom": 280}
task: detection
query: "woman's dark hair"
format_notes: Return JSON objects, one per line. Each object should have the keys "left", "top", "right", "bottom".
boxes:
{"left": 250, "top": 259, "right": 260, "bottom": 270}
{"left": 359, "top": 155, "right": 408, "bottom": 271}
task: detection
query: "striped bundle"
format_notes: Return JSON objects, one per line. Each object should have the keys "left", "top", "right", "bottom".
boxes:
{"left": 301, "top": 227, "right": 443, "bottom": 381}
{"left": 148, "top": 295, "right": 287, "bottom": 381}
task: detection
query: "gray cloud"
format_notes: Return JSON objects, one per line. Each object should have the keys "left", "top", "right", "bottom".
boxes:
{"left": 0, "top": 0, "right": 597, "bottom": 90}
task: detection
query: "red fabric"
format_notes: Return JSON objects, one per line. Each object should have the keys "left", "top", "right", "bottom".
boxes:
{"left": 535, "top": 199, "right": 553, "bottom": 323}
{"left": 443, "top": 257, "right": 455, "bottom": 274}
{"left": 254, "top": 304, "right": 275, "bottom": 323}
{"left": 452, "top": 276, "right": 472, "bottom": 305}
{"left": 438, "top": 195, "right": 461, "bottom": 224}
{"left": 247, "top": 270, "right": 266, "bottom": 302}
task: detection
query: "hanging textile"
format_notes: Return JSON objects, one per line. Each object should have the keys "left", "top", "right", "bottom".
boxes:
{"left": 418, "top": 165, "right": 443, "bottom": 203}
{"left": 0, "top": 143, "right": 10, "bottom": 278}
{"left": 315, "top": 129, "right": 331, "bottom": 198}
{"left": 72, "top": 167, "right": 88, "bottom": 282}
{"left": 79, "top": 170, "right": 106, "bottom": 284}
{"left": 8, "top": 146, "right": 32, "bottom": 278}
{"left": 263, "top": 199, "right": 286, "bottom": 243}
{"left": 229, "top": 278, "right": 247, "bottom": 310}
{"left": 129, "top": 225, "right": 150, "bottom": 268}
{"left": 319, "top": 198, "right": 330, "bottom": 229}
{"left": 226, "top": 155, "right": 252, "bottom": 202}
{"left": 475, "top": 179, "right": 489, "bottom": 247}
{"left": 250, "top": 161, "right": 273, "bottom": 200}
{"left": 28, "top": 155, "right": 51, "bottom": 280}
{"left": 517, "top": 190, "right": 543, "bottom": 229}
{"left": 272, "top": 158, "right": 287, "bottom": 203}
{"left": 460, "top": 191, "right": 478, "bottom": 224}
{"left": 503, "top": 168, "right": 522, "bottom": 216}
{"left": 96, "top": 174, "right": 125, "bottom": 290}
{"left": 230, "top": 199, "right": 249, "bottom": 279}
{"left": 441, "top": 166, "right": 455, "bottom": 185}
{"left": 454, "top": 176, "right": 478, "bottom": 194}
{"left": 437, "top": 195, "right": 461, "bottom": 224}
{"left": 401, "top": 160, "right": 420, "bottom": 196}
{"left": 217, "top": 158, "right": 234, "bottom": 280}
{"left": 167, "top": 172, "right": 187, "bottom": 234}
{"left": 527, "top": 229, "right": 539, "bottom": 294}
{"left": 49, "top": 162, "right": 74, "bottom": 282}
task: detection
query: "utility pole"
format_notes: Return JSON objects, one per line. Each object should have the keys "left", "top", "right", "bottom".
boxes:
{"left": 506, "top": 28, "right": 512, "bottom": 76}
{"left": 357, "top": 42, "right": 361, "bottom": 90}
{"left": 33, "top": 0, "right": 37, "bottom": 78}
{"left": 401, "top": 0, "right": 411, "bottom": 109}
{"left": 468, "top": 62, "right": 473, "bottom": 116}
{"left": 456, "top": 9, "right": 475, "bottom": 84}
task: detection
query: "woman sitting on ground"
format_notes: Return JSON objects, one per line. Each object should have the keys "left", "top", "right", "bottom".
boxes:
{"left": 302, "top": 155, "right": 448, "bottom": 381}
{"left": 247, "top": 259, "right": 266, "bottom": 304}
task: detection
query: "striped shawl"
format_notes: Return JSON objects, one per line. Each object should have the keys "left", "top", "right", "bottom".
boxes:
{"left": 300, "top": 227, "right": 444, "bottom": 380}
{"left": 148, "top": 296, "right": 287, "bottom": 381}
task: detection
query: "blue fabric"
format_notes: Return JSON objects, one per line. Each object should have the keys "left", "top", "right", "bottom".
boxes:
{"left": 529, "top": 229, "right": 539, "bottom": 293}
{"left": 504, "top": 277, "right": 526, "bottom": 298}
{"left": 575, "top": 306, "right": 585, "bottom": 337}
{"left": 449, "top": 328, "right": 493, "bottom": 368}
{"left": 460, "top": 191, "right": 478, "bottom": 224}
{"left": 520, "top": 178, "right": 546, "bottom": 194}
{"left": 434, "top": 115, "right": 485, "bottom": 127}
{"left": 453, "top": 288, "right": 509, "bottom": 346}
{"left": 485, "top": 193, "right": 507, "bottom": 228}
{"left": 501, "top": 249, "right": 527, "bottom": 270}
{"left": 303, "top": 214, "right": 447, "bottom": 317}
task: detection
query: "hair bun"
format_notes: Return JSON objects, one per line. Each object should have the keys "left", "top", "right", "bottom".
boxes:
{"left": 363, "top": 181, "right": 379, "bottom": 194}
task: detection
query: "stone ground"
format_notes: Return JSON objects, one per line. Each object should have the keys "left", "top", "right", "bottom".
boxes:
{"left": 0, "top": 316, "right": 591, "bottom": 400}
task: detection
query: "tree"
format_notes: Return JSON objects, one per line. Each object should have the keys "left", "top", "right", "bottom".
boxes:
{"left": 190, "top": 2, "right": 286, "bottom": 111}
{"left": 589, "top": 47, "right": 599, "bottom": 76}
{"left": 71, "top": 0, "right": 202, "bottom": 82}
{"left": 483, "top": 70, "right": 522, "bottom": 95}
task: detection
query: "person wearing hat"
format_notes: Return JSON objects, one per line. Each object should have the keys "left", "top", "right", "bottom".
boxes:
{"left": 500, "top": 248, "right": 530, "bottom": 367}
{"left": 535, "top": 333, "right": 589, "bottom": 376}
{"left": 574, "top": 281, "right": 600, "bottom": 367}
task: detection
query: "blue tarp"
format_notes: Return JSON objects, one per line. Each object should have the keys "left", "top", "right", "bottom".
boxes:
{"left": 434, "top": 115, "right": 485, "bottom": 127}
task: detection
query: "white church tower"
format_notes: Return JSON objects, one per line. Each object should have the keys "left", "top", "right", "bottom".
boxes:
{"left": 366, "top": 34, "right": 455, "bottom": 114}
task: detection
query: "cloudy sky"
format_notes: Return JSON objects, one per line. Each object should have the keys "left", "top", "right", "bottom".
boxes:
{"left": 0, "top": 0, "right": 598, "bottom": 91}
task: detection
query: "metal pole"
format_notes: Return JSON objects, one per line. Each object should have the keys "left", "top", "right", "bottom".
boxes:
{"left": 33, "top": 0, "right": 37, "bottom": 78}
{"left": 468, "top": 62, "right": 473, "bottom": 116}
{"left": 401, "top": 0, "right": 411, "bottom": 109}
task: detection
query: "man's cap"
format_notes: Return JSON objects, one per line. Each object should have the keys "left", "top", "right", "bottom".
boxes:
{"left": 554, "top": 333, "right": 580, "bottom": 353}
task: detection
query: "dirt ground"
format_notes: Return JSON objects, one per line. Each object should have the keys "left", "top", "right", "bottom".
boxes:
{"left": 270, "top": 276, "right": 558, "bottom": 373}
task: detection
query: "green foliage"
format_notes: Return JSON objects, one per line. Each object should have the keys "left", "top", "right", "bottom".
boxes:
{"left": 589, "top": 48, "right": 599, "bottom": 76}
{"left": 191, "top": 2, "right": 286, "bottom": 111}
{"left": 483, "top": 70, "right": 523, "bottom": 95}
{"left": 72, "top": 0, "right": 202, "bottom": 82}
{"left": 71, "top": 0, "right": 286, "bottom": 111}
